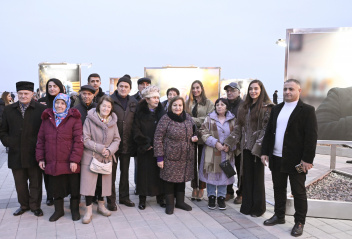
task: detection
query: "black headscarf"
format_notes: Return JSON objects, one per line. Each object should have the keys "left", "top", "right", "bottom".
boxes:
{"left": 44, "top": 78, "right": 64, "bottom": 108}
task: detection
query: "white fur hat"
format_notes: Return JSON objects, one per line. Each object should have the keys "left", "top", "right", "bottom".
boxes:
{"left": 141, "top": 85, "right": 160, "bottom": 99}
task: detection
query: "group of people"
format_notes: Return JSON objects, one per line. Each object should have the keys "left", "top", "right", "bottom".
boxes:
{"left": 0, "top": 74, "right": 318, "bottom": 237}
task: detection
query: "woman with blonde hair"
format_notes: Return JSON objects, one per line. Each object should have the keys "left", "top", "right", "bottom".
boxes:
{"left": 185, "top": 80, "right": 214, "bottom": 201}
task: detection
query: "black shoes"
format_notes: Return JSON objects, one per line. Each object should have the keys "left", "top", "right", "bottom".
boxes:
{"left": 263, "top": 215, "right": 286, "bottom": 226}
{"left": 32, "top": 209, "right": 44, "bottom": 217}
{"left": 291, "top": 222, "right": 304, "bottom": 237}
{"left": 217, "top": 196, "right": 226, "bottom": 210}
{"left": 138, "top": 196, "right": 146, "bottom": 210}
{"left": 107, "top": 203, "right": 118, "bottom": 211}
{"left": 156, "top": 195, "right": 166, "bottom": 208}
{"left": 208, "top": 196, "right": 216, "bottom": 209}
{"left": 119, "top": 199, "right": 135, "bottom": 207}
{"left": 46, "top": 198, "right": 54, "bottom": 206}
{"left": 13, "top": 208, "right": 29, "bottom": 216}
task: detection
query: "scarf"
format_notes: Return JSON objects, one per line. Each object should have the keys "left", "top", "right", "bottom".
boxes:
{"left": 97, "top": 112, "right": 111, "bottom": 124}
{"left": 53, "top": 93, "right": 71, "bottom": 127}
{"left": 167, "top": 110, "right": 186, "bottom": 122}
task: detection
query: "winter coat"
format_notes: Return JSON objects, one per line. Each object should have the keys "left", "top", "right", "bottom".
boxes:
{"left": 224, "top": 102, "right": 273, "bottom": 180}
{"left": 316, "top": 87, "right": 352, "bottom": 140}
{"left": 36, "top": 108, "right": 83, "bottom": 176}
{"left": 132, "top": 92, "right": 142, "bottom": 103}
{"left": 199, "top": 111, "right": 236, "bottom": 186}
{"left": 153, "top": 113, "right": 195, "bottom": 183}
{"left": 80, "top": 109, "right": 120, "bottom": 196}
{"left": 133, "top": 100, "right": 165, "bottom": 196}
{"left": 187, "top": 98, "right": 214, "bottom": 128}
{"left": 228, "top": 96, "right": 243, "bottom": 118}
{"left": 0, "top": 100, "right": 46, "bottom": 169}
{"left": 186, "top": 98, "right": 214, "bottom": 145}
{"left": 110, "top": 91, "right": 138, "bottom": 155}
{"left": 94, "top": 87, "right": 105, "bottom": 104}
{"left": 73, "top": 98, "right": 97, "bottom": 125}
{"left": 262, "top": 100, "right": 318, "bottom": 173}
{"left": 0, "top": 99, "right": 5, "bottom": 126}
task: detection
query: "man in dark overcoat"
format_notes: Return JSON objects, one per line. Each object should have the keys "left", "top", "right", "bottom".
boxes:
{"left": 0, "top": 81, "right": 46, "bottom": 216}
{"left": 132, "top": 77, "right": 151, "bottom": 102}
{"left": 108, "top": 74, "right": 138, "bottom": 210}
{"left": 223, "top": 82, "right": 243, "bottom": 204}
{"left": 74, "top": 85, "right": 97, "bottom": 125}
{"left": 261, "top": 79, "right": 318, "bottom": 237}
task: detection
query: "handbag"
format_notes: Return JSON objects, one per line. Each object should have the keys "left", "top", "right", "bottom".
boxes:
{"left": 89, "top": 143, "right": 112, "bottom": 175}
{"left": 219, "top": 160, "right": 236, "bottom": 178}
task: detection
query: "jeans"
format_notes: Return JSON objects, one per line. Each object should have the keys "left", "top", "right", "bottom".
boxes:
{"left": 207, "top": 184, "right": 226, "bottom": 197}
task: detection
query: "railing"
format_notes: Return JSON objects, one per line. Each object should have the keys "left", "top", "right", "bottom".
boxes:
{"left": 317, "top": 140, "right": 352, "bottom": 169}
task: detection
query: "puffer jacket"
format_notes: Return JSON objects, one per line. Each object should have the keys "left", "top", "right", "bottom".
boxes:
{"left": 36, "top": 108, "right": 83, "bottom": 176}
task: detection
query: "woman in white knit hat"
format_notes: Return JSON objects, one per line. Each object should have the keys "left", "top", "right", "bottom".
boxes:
{"left": 132, "top": 86, "right": 166, "bottom": 210}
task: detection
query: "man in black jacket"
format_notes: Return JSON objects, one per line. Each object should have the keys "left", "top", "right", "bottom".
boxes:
{"left": 74, "top": 85, "right": 97, "bottom": 125}
{"left": 108, "top": 74, "right": 138, "bottom": 210}
{"left": 223, "top": 82, "right": 243, "bottom": 204}
{"left": 0, "top": 81, "right": 46, "bottom": 217}
{"left": 88, "top": 73, "right": 105, "bottom": 103}
{"left": 133, "top": 77, "right": 151, "bottom": 102}
{"left": 261, "top": 79, "right": 318, "bottom": 237}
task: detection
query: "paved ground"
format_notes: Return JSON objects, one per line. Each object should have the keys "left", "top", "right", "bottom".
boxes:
{"left": 0, "top": 144, "right": 352, "bottom": 239}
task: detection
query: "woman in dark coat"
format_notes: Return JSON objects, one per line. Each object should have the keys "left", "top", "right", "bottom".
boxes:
{"left": 37, "top": 78, "right": 65, "bottom": 206}
{"left": 154, "top": 96, "right": 198, "bottom": 215}
{"left": 224, "top": 79, "right": 273, "bottom": 217}
{"left": 36, "top": 93, "right": 83, "bottom": 222}
{"left": 133, "top": 86, "right": 166, "bottom": 210}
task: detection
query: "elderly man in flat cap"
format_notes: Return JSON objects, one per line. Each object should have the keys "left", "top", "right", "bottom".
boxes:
{"left": 74, "top": 85, "right": 97, "bottom": 125}
{"left": 133, "top": 77, "right": 151, "bottom": 102}
{"left": 0, "top": 81, "right": 46, "bottom": 216}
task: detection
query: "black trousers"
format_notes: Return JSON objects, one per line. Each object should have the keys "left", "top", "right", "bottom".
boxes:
{"left": 164, "top": 181, "right": 185, "bottom": 194}
{"left": 107, "top": 153, "right": 131, "bottom": 204}
{"left": 227, "top": 153, "right": 242, "bottom": 196}
{"left": 271, "top": 155, "right": 307, "bottom": 224}
{"left": 43, "top": 173, "right": 53, "bottom": 199}
{"left": 191, "top": 144, "right": 206, "bottom": 190}
{"left": 12, "top": 166, "right": 42, "bottom": 210}
{"left": 49, "top": 174, "right": 80, "bottom": 200}
{"left": 240, "top": 150, "right": 266, "bottom": 216}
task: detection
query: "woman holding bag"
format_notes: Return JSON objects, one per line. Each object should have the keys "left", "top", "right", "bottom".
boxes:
{"left": 199, "top": 98, "right": 236, "bottom": 210}
{"left": 80, "top": 95, "right": 121, "bottom": 224}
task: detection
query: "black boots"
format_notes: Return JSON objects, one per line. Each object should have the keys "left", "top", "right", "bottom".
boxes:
{"left": 165, "top": 194, "right": 174, "bottom": 215}
{"left": 70, "top": 198, "right": 81, "bottom": 221}
{"left": 175, "top": 192, "right": 192, "bottom": 211}
{"left": 156, "top": 195, "right": 166, "bottom": 208}
{"left": 138, "top": 196, "right": 146, "bottom": 210}
{"left": 49, "top": 199, "right": 65, "bottom": 222}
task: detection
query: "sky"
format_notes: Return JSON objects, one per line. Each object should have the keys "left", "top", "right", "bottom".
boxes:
{"left": 0, "top": 0, "right": 351, "bottom": 96}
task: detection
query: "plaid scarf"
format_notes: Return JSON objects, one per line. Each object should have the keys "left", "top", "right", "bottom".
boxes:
{"left": 19, "top": 102, "right": 30, "bottom": 118}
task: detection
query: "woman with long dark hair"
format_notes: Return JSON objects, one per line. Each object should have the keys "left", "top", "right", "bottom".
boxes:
{"left": 38, "top": 78, "right": 65, "bottom": 206}
{"left": 185, "top": 80, "right": 214, "bottom": 201}
{"left": 224, "top": 79, "right": 273, "bottom": 217}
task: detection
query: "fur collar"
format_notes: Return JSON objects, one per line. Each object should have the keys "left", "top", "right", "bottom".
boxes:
{"left": 86, "top": 108, "right": 117, "bottom": 128}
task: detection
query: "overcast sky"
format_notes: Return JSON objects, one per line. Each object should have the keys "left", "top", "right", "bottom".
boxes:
{"left": 1, "top": 0, "right": 351, "bottom": 96}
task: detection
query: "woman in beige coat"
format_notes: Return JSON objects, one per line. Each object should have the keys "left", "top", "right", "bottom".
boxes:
{"left": 185, "top": 80, "right": 214, "bottom": 201}
{"left": 80, "top": 95, "right": 121, "bottom": 224}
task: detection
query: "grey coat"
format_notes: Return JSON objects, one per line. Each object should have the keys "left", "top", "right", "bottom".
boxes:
{"left": 80, "top": 109, "right": 121, "bottom": 196}
{"left": 199, "top": 111, "right": 236, "bottom": 186}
